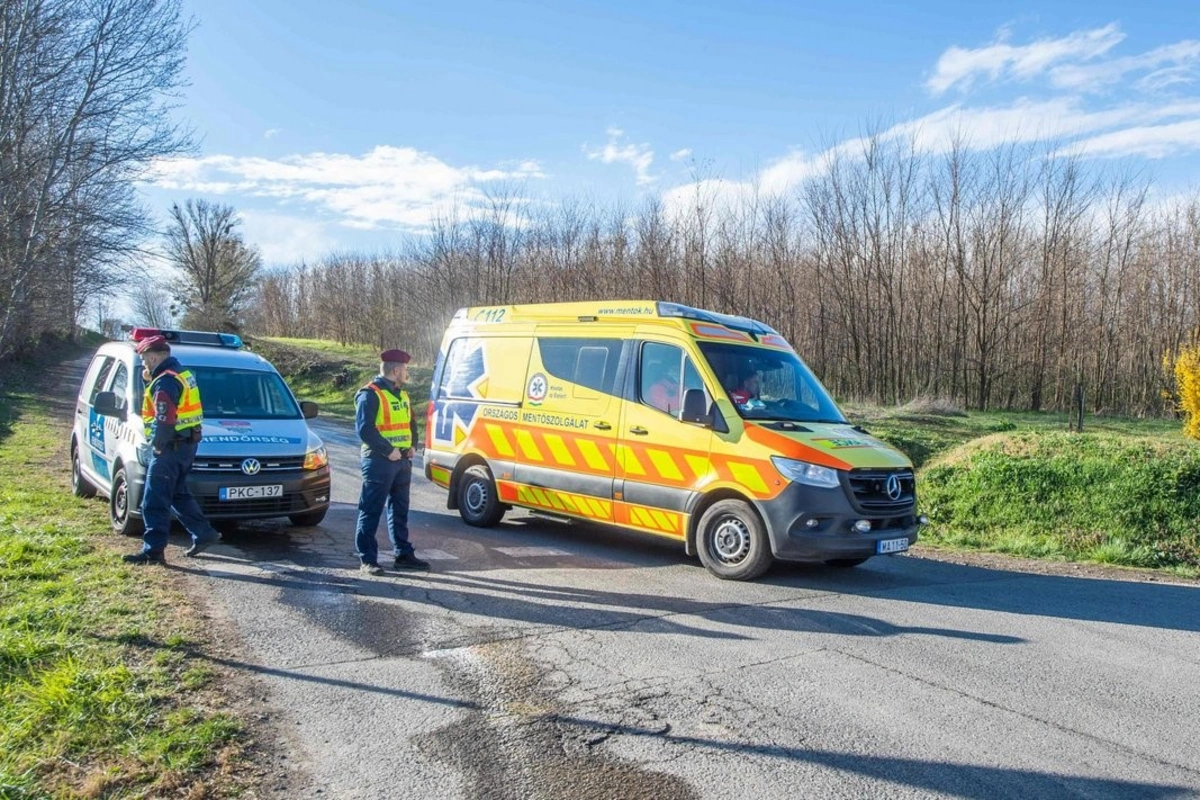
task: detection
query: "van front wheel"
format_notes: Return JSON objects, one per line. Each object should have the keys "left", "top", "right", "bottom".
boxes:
{"left": 110, "top": 467, "right": 144, "bottom": 537}
{"left": 458, "top": 464, "right": 505, "bottom": 527}
{"left": 697, "top": 499, "right": 772, "bottom": 581}
{"left": 72, "top": 444, "right": 96, "bottom": 498}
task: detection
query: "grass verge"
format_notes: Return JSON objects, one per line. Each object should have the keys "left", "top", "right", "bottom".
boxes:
{"left": 0, "top": 350, "right": 250, "bottom": 799}
{"left": 249, "top": 336, "right": 432, "bottom": 424}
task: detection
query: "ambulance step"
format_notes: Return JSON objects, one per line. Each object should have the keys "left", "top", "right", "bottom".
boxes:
{"left": 528, "top": 509, "right": 573, "bottom": 524}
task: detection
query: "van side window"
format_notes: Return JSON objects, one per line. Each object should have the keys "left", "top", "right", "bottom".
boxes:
{"left": 640, "top": 342, "right": 688, "bottom": 416}
{"left": 86, "top": 357, "right": 115, "bottom": 404}
{"left": 537, "top": 338, "right": 623, "bottom": 396}
{"left": 108, "top": 363, "right": 129, "bottom": 405}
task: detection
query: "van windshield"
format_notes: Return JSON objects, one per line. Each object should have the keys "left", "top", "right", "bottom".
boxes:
{"left": 188, "top": 367, "right": 301, "bottom": 420}
{"left": 697, "top": 341, "right": 846, "bottom": 424}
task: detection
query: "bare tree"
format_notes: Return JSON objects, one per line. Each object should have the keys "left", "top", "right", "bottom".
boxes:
{"left": 129, "top": 283, "right": 175, "bottom": 328}
{"left": 0, "top": 0, "right": 192, "bottom": 358}
{"left": 166, "top": 199, "right": 261, "bottom": 331}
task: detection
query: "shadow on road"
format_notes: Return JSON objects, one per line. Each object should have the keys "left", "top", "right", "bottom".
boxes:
{"left": 97, "top": 629, "right": 1200, "bottom": 800}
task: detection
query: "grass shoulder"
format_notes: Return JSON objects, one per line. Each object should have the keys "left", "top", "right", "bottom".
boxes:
{"left": 0, "top": 351, "right": 260, "bottom": 798}
{"left": 851, "top": 404, "right": 1200, "bottom": 578}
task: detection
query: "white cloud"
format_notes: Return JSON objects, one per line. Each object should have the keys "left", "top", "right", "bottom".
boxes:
{"left": 146, "top": 146, "right": 546, "bottom": 231}
{"left": 263, "top": 128, "right": 282, "bottom": 139}
{"left": 238, "top": 210, "right": 336, "bottom": 265}
{"left": 1049, "top": 40, "right": 1200, "bottom": 92}
{"left": 669, "top": 148, "right": 692, "bottom": 161}
{"left": 584, "top": 127, "right": 656, "bottom": 185}
{"left": 928, "top": 24, "right": 1124, "bottom": 95}
{"left": 1069, "top": 118, "right": 1200, "bottom": 159}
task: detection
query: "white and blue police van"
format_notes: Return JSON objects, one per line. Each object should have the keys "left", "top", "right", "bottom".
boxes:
{"left": 70, "top": 327, "right": 331, "bottom": 534}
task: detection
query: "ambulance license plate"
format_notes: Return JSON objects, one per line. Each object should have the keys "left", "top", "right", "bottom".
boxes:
{"left": 220, "top": 485, "right": 282, "bottom": 501}
{"left": 877, "top": 537, "right": 909, "bottom": 554}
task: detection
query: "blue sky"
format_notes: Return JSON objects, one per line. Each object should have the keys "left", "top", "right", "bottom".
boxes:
{"left": 142, "top": 0, "right": 1200, "bottom": 266}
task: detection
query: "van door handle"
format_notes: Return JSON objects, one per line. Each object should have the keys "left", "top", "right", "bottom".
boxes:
{"left": 594, "top": 421, "right": 611, "bottom": 431}
{"left": 629, "top": 426, "right": 649, "bottom": 435}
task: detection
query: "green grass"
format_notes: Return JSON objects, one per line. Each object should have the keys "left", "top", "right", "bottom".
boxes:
{"left": 250, "top": 336, "right": 432, "bottom": 426}
{"left": 0, "top": 373, "right": 244, "bottom": 797}
{"left": 916, "top": 431, "right": 1200, "bottom": 576}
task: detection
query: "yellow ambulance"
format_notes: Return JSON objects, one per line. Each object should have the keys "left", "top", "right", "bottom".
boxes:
{"left": 424, "top": 301, "right": 924, "bottom": 580}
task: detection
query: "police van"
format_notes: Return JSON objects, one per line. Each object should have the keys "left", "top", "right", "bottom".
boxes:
{"left": 425, "top": 301, "right": 926, "bottom": 581}
{"left": 71, "top": 328, "right": 331, "bottom": 535}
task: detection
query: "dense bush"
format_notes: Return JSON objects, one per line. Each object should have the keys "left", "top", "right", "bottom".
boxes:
{"left": 1173, "top": 343, "right": 1200, "bottom": 441}
{"left": 920, "top": 432, "right": 1200, "bottom": 569}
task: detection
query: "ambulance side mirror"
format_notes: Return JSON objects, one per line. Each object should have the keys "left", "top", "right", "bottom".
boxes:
{"left": 94, "top": 391, "right": 126, "bottom": 420}
{"left": 682, "top": 388, "right": 727, "bottom": 432}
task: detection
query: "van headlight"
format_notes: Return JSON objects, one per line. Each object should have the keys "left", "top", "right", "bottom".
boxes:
{"left": 771, "top": 457, "right": 840, "bottom": 488}
{"left": 303, "top": 446, "right": 328, "bottom": 470}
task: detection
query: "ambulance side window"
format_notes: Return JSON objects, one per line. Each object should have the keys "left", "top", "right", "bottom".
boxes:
{"left": 639, "top": 343, "right": 690, "bottom": 416}
{"left": 538, "top": 338, "right": 623, "bottom": 397}
{"left": 438, "top": 338, "right": 483, "bottom": 399}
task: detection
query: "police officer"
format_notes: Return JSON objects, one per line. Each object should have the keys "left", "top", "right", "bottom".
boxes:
{"left": 354, "top": 349, "right": 429, "bottom": 575}
{"left": 123, "top": 335, "right": 221, "bottom": 564}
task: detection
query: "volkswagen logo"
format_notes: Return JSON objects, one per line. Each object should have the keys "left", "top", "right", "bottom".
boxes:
{"left": 885, "top": 474, "right": 902, "bottom": 501}
{"left": 241, "top": 458, "right": 261, "bottom": 476}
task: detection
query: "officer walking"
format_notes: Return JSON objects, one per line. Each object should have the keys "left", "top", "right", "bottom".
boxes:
{"left": 354, "top": 349, "right": 429, "bottom": 575}
{"left": 123, "top": 335, "right": 221, "bottom": 564}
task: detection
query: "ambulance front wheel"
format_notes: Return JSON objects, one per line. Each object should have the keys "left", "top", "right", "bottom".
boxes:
{"left": 697, "top": 499, "right": 773, "bottom": 581}
{"left": 458, "top": 464, "right": 505, "bottom": 527}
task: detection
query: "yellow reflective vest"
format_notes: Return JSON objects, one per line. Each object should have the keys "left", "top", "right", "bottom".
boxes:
{"left": 366, "top": 383, "right": 412, "bottom": 450}
{"left": 141, "top": 369, "right": 204, "bottom": 439}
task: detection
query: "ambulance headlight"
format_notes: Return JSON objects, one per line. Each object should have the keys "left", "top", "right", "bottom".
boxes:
{"left": 303, "top": 446, "right": 328, "bottom": 470}
{"left": 770, "top": 457, "right": 840, "bottom": 488}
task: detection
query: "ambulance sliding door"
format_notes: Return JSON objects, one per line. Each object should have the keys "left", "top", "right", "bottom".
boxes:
{"left": 511, "top": 331, "right": 629, "bottom": 524}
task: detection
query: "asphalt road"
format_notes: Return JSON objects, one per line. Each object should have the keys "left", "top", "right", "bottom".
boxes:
{"left": 177, "top": 415, "right": 1200, "bottom": 799}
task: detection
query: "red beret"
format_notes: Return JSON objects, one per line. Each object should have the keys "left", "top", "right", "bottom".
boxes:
{"left": 380, "top": 349, "right": 411, "bottom": 364}
{"left": 135, "top": 335, "right": 170, "bottom": 354}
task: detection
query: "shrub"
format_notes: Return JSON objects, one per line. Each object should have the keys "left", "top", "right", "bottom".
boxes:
{"left": 1171, "top": 342, "right": 1200, "bottom": 440}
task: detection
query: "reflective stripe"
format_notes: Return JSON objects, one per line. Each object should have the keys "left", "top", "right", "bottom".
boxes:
{"left": 141, "top": 369, "right": 203, "bottom": 438}
{"left": 368, "top": 384, "right": 412, "bottom": 449}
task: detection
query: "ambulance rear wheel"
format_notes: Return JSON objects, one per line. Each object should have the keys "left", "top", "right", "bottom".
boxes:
{"left": 697, "top": 499, "right": 772, "bottom": 581}
{"left": 458, "top": 464, "right": 505, "bottom": 527}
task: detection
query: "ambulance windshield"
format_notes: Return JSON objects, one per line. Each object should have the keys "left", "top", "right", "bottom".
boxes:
{"left": 697, "top": 341, "right": 846, "bottom": 424}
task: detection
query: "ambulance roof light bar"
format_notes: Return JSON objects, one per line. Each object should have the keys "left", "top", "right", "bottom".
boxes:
{"left": 127, "top": 327, "right": 243, "bottom": 349}
{"left": 656, "top": 302, "right": 779, "bottom": 337}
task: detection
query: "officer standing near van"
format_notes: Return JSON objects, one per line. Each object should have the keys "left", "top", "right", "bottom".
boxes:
{"left": 354, "top": 349, "right": 429, "bottom": 575}
{"left": 123, "top": 336, "right": 221, "bottom": 564}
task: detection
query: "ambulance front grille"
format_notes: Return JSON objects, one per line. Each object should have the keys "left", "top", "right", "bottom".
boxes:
{"left": 846, "top": 468, "right": 916, "bottom": 514}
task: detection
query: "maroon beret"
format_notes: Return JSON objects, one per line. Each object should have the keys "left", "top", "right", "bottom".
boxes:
{"left": 380, "top": 349, "right": 411, "bottom": 364}
{"left": 135, "top": 335, "right": 170, "bottom": 354}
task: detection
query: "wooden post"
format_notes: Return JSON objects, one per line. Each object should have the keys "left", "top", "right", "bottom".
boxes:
{"left": 1070, "top": 383, "right": 1084, "bottom": 433}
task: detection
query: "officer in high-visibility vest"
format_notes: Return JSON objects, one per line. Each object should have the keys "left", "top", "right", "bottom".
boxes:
{"left": 123, "top": 335, "right": 221, "bottom": 564}
{"left": 353, "top": 348, "right": 429, "bottom": 575}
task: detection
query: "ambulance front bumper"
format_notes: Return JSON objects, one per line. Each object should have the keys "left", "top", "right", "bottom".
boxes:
{"left": 757, "top": 481, "right": 921, "bottom": 562}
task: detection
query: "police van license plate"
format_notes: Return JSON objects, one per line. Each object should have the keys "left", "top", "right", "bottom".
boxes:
{"left": 877, "top": 537, "right": 909, "bottom": 554}
{"left": 219, "top": 485, "right": 282, "bottom": 501}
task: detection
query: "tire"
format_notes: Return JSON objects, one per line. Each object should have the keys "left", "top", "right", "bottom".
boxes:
{"left": 457, "top": 464, "right": 505, "bottom": 527}
{"left": 71, "top": 444, "right": 96, "bottom": 498}
{"left": 110, "top": 466, "right": 144, "bottom": 537}
{"left": 824, "top": 557, "right": 870, "bottom": 568}
{"left": 696, "top": 499, "right": 773, "bottom": 581}
{"left": 289, "top": 507, "right": 328, "bottom": 527}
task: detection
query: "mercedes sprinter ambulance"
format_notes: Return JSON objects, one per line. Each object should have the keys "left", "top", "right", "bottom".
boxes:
{"left": 425, "top": 301, "right": 924, "bottom": 580}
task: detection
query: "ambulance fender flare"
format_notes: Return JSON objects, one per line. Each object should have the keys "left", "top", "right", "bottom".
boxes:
{"left": 685, "top": 488, "right": 759, "bottom": 557}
